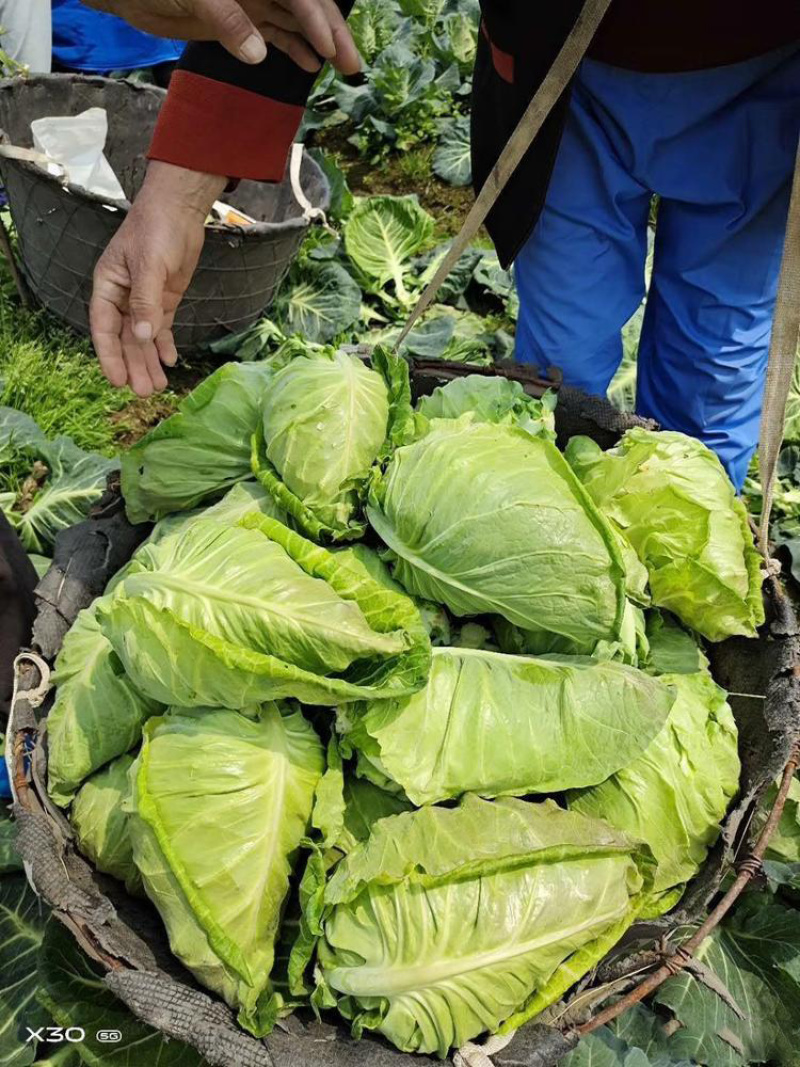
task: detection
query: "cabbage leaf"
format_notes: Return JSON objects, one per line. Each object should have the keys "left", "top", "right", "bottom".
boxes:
{"left": 340, "top": 647, "right": 675, "bottom": 804}
{"left": 121, "top": 362, "right": 274, "bottom": 523}
{"left": 71, "top": 753, "right": 142, "bottom": 895}
{"left": 253, "top": 347, "right": 411, "bottom": 541}
{"left": 566, "top": 430, "right": 764, "bottom": 641}
{"left": 128, "top": 703, "right": 324, "bottom": 1036}
{"left": 313, "top": 796, "right": 653, "bottom": 1056}
{"left": 416, "top": 375, "right": 556, "bottom": 440}
{"left": 99, "top": 513, "right": 430, "bottom": 708}
{"left": 367, "top": 418, "right": 628, "bottom": 654}
{"left": 48, "top": 602, "right": 162, "bottom": 806}
{"left": 569, "top": 671, "right": 740, "bottom": 912}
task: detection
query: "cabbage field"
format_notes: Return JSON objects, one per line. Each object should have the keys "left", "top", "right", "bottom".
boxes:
{"left": 2, "top": 1, "right": 800, "bottom": 1065}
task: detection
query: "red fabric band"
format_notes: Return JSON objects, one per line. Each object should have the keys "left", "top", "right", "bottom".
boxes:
{"left": 147, "top": 71, "right": 305, "bottom": 182}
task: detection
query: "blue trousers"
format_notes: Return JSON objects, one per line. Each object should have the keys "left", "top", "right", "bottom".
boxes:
{"left": 514, "top": 45, "right": 800, "bottom": 490}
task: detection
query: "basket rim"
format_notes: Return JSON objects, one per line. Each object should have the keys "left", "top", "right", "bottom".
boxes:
{"left": 0, "top": 73, "right": 330, "bottom": 237}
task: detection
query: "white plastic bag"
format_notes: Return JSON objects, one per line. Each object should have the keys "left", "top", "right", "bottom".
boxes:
{"left": 31, "top": 107, "right": 126, "bottom": 201}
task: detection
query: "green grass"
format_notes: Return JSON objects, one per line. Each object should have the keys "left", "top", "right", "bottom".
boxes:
{"left": 0, "top": 284, "right": 131, "bottom": 456}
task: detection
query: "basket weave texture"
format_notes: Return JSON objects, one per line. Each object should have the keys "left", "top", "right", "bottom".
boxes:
{"left": 0, "top": 75, "right": 329, "bottom": 350}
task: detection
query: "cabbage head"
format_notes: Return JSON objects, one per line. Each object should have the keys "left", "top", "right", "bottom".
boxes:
{"left": 71, "top": 754, "right": 142, "bottom": 895}
{"left": 144, "top": 481, "right": 286, "bottom": 547}
{"left": 340, "top": 647, "right": 675, "bottom": 805}
{"left": 128, "top": 703, "right": 324, "bottom": 1036}
{"left": 310, "top": 796, "right": 653, "bottom": 1056}
{"left": 569, "top": 671, "right": 740, "bottom": 914}
{"left": 367, "top": 417, "right": 628, "bottom": 654}
{"left": 121, "top": 362, "right": 274, "bottom": 523}
{"left": 48, "top": 602, "right": 162, "bottom": 806}
{"left": 98, "top": 513, "right": 430, "bottom": 708}
{"left": 416, "top": 375, "right": 556, "bottom": 439}
{"left": 565, "top": 429, "right": 764, "bottom": 641}
{"left": 253, "top": 347, "right": 412, "bottom": 541}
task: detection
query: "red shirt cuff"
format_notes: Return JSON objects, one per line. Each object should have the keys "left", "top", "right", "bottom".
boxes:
{"left": 148, "top": 70, "right": 305, "bottom": 182}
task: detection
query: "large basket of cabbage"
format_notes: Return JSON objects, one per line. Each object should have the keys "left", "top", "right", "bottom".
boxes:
{"left": 7, "top": 349, "right": 800, "bottom": 1067}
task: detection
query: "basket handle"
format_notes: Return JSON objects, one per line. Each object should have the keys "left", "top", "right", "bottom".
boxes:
{"left": 0, "top": 142, "right": 68, "bottom": 182}
{"left": 289, "top": 142, "right": 333, "bottom": 233}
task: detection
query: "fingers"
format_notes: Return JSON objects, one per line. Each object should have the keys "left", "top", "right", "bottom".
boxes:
{"left": 90, "top": 261, "right": 129, "bottom": 388}
{"left": 192, "top": 0, "right": 267, "bottom": 63}
{"left": 318, "top": 0, "right": 360, "bottom": 74}
{"left": 261, "top": 24, "right": 322, "bottom": 72}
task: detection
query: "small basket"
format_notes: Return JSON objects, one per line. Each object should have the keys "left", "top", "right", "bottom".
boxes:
{"left": 0, "top": 74, "right": 329, "bottom": 351}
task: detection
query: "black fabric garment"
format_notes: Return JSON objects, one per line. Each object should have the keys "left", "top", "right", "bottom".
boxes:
{"left": 0, "top": 512, "right": 37, "bottom": 716}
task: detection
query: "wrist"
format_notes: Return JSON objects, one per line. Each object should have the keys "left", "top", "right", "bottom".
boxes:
{"left": 139, "top": 161, "right": 228, "bottom": 220}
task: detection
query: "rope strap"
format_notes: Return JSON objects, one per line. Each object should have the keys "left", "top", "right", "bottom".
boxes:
{"left": 454, "top": 1032, "right": 517, "bottom": 1067}
{"left": 758, "top": 137, "right": 800, "bottom": 552}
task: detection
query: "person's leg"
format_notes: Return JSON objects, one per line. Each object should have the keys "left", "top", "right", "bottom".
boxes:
{"left": 0, "top": 0, "right": 51, "bottom": 73}
{"left": 514, "top": 65, "right": 652, "bottom": 396}
{"left": 636, "top": 45, "right": 800, "bottom": 490}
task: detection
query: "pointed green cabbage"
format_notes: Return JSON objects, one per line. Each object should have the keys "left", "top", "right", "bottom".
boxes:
{"left": 565, "top": 430, "right": 764, "bottom": 641}
{"left": 416, "top": 376, "right": 556, "bottom": 440}
{"left": 644, "top": 612, "right": 709, "bottom": 676}
{"left": 569, "top": 671, "right": 740, "bottom": 912}
{"left": 48, "top": 603, "right": 162, "bottom": 807}
{"left": 340, "top": 647, "right": 675, "bottom": 805}
{"left": 127, "top": 703, "right": 324, "bottom": 1036}
{"left": 253, "top": 348, "right": 411, "bottom": 540}
{"left": 145, "top": 481, "right": 286, "bottom": 547}
{"left": 367, "top": 418, "right": 628, "bottom": 654}
{"left": 121, "top": 362, "right": 274, "bottom": 523}
{"left": 71, "top": 754, "right": 142, "bottom": 895}
{"left": 313, "top": 796, "right": 653, "bottom": 1056}
{"left": 98, "top": 513, "right": 430, "bottom": 708}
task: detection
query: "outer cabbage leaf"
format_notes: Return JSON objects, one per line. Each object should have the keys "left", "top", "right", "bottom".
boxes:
{"left": 2, "top": 437, "right": 117, "bottom": 553}
{"left": 121, "top": 362, "right": 274, "bottom": 523}
{"left": 47, "top": 603, "right": 162, "bottom": 807}
{"left": 71, "top": 754, "right": 142, "bottom": 895}
{"left": 337, "top": 543, "right": 451, "bottom": 645}
{"left": 314, "top": 796, "right": 653, "bottom": 1056}
{"left": 128, "top": 703, "right": 324, "bottom": 1036}
{"left": 343, "top": 195, "right": 434, "bottom": 305}
{"left": 645, "top": 612, "right": 709, "bottom": 676}
{"left": 416, "top": 376, "right": 556, "bottom": 440}
{"left": 340, "top": 647, "right": 675, "bottom": 805}
{"left": 565, "top": 430, "right": 764, "bottom": 641}
{"left": 569, "top": 671, "right": 740, "bottom": 911}
{"left": 145, "top": 481, "right": 286, "bottom": 547}
{"left": 367, "top": 418, "right": 628, "bottom": 654}
{"left": 98, "top": 513, "right": 430, "bottom": 708}
{"left": 253, "top": 348, "right": 411, "bottom": 541}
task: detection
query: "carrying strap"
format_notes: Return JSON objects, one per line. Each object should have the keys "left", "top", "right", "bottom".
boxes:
{"left": 396, "top": 0, "right": 613, "bottom": 348}
{"left": 758, "top": 137, "right": 800, "bottom": 554}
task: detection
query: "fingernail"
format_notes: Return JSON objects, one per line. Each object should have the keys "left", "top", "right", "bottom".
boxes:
{"left": 240, "top": 34, "right": 267, "bottom": 64}
{"left": 133, "top": 321, "right": 153, "bottom": 342}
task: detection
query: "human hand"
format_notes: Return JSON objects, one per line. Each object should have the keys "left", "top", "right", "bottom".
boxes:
{"left": 83, "top": 0, "right": 360, "bottom": 73}
{"left": 90, "top": 161, "right": 226, "bottom": 397}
